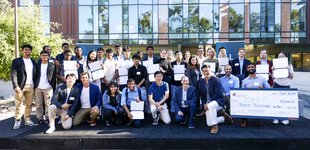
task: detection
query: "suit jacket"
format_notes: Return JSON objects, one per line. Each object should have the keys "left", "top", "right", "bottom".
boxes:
{"left": 10, "top": 57, "right": 36, "bottom": 90}
{"left": 185, "top": 67, "right": 201, "bottom": 87}
{"left": 230, "top": 57, "right": 251, "bottom": 80}
{"left": 142, "top": 55, "right": 160, "bottom": 64}
{"left": 198, "top": 76, "right": 224, "bottom": 107}
{"left": 256, "top": 59, "right": 273, "bottom": 86}
{"left": 72, "top": 83, "right": 102, "bottom": 112}
{"left": 34, "top": 61, "right": 56, "bottom": 90}
{"left": 174, "top": 86, "right": 197, "bottom": 113}
{"left": 51, "top": 83, "right": 80, "bottom": 117}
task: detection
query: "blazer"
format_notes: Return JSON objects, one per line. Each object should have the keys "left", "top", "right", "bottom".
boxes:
{"left": 256, "top": 59, "right": 273, "bottom": 86}
{"left": 142, "top": 55, "right": 160, "bottom": 64}
{"left": 102, "top": 91, "right": 122, "bottom": 112}
{"left": 185, "top": 67, "right": 201, "bottom": 87}
{"left": 72, "top": 83, "right": 102, "bottom": 111}
{"left": 10, "top": 57, "right": 36, "bottom": 90}
{"left": 198, "top": 76, "right": 224, "bottom": 107}
{"left": 174, "top": 86, "right": 197, "bottom": 113}
{"left": 34, "top": 61, "right": 56, "bottom": 90}
{"left": 51, "top": 83, "right": 80, "bottom": 117}
{"left": 230, "top": 57, "right": 251, "bottom": 78}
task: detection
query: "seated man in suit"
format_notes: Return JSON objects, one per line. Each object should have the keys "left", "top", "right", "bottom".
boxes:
{"left": 72, "top": 72, "right": 102, "bottom": 127}
{"left": 46, "top": 74, "right": 80, "bottom": 134}
{"left": 198, "top": 65, "right": 233, "bottom": 134}
{"left": 174, "top": 76, "right": 197, "bottom": 129}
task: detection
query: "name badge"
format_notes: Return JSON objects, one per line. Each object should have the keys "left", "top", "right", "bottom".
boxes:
{"left": 137, "top": 71, "right": 141, "bottom": 75}
{"left": 229, "top": 80, "right": 233, "bottom": 84}
{"left": 49, "top": 60, "right": 54, "bottom": 63}
{"left": 253, "top": 82, "right": 260, "bottom": 86}
{"left": 69, "top": 97, "right": 75, "bottom": 101}
{"left": 235, "top": 63, "right": 239, "bottom": 66}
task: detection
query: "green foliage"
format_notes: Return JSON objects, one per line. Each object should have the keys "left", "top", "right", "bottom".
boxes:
{"left": 0, "top": 0, "right": 71, "bottom": 81}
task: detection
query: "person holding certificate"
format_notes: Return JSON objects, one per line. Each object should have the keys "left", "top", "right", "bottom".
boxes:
{"left": 83, "top": 50, "right": 103, "bottom": 92}
{"left": 272, "top": 51, "right": 294, "bottom": 125}
{"left": 256, "top": 49, "right": 273, "bottom": 86}
{"left": 202, "top": 47, "right": 221, "bottom": 76}
{"left": 156, "top": 49, "right": 173, "bottom": 83}
{"left": 102, "top": 48, "right": 119, "bottom": 92}
{"left": 121, "top": 79, "right": 145, "bottom": 127}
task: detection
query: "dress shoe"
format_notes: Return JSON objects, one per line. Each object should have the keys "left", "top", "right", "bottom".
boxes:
{"left": 210, "top": 125, "right": 218, "bottom": 134}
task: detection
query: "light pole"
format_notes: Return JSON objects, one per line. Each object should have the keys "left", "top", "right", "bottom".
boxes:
{"left": 14, "top": 0, "right": 19, "bottom": 58}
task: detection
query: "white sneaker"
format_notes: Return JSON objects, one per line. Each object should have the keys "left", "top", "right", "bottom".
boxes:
{"left": 281, "top": 120, "right": 289, "bottom": 125}
{"left": 46, "top": 127, "right": 56, "bottom": 134}
{"left": 25, "top": 120, "right": 38, "bottom": 126}
{"left": 13, "top": 120, "right": 22, "bottom": 130}
{"left": 273, "top": 119, "right": 279, "bottom": 124}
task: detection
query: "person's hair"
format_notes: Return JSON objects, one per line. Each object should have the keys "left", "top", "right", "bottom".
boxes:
{"left": 107, "top": 81, "right": 119, "bottom": 96}
{"left": 63, "top": 50, "right": 72, "bottom": 55}
{"left": 188, "top": 55, "right": 200, "bottom": 70}
{"left": 201, "top": 64, "right": 211, "bottom": 70}
{"left": 97, "top": 47, "right": 104, "bottom": 52}
{"left": 181, "top": 76, "right": 188, "bottom": 81}
{"left": 198, "top": 47, "right": 203, "bottom": 51}
{"left": 277, "top": 51, "right": 288, "bottom": 57}
{"left": 40, "top": 50, "right": 50, "bottom": 56}
{"left": 207, "top": 47, "right": 216, "bottom": 59}
{"left": 123, "top": 46, "right": 130, "bottom": 52}
{"left": 62, "top": 43, "right": 69, "bottom": 47}
{"left": 65, "top": 73, "right": 76, "bottom": 79}
{"left": 115, "top": 45, "right": 121, "bottom": 48}
{"left": 42, "top": 45, "right": 50, "bottom": 51}
{"left": 80, "top": 72, "right": 90, "bottom": 78}
{"left": 132, "top": 54, "right": 141, "bottom": 60}
{"left": 154, "top": 71, "right": 163, "bottom": 77}
{"left": 86, "top": 50, "right": 97, "bottom": 69}
{"left": 247, "top": 63, "right": 256, "bottom": 68}
{"left": 106, "top": 48, "right": 113, "bottom": 53}
{"left": 137, "top": 51, "right": 143, "bottom": 55}
{"left": 238, "top": 48, "right": 245, "bottom": 52}
{"left": 127, "top": 78, "right": 135, "bottom": 84}
{"left": 74, "top": 46, "right": 81, "bottom": 51}
{"left": 22, "top": 44, "right": 33, "bottom": 51}
{"left": 175, "top": 50, "right": 181, "bottom": 55}
{"left": 146, "top": 45, "right": 154, "bottom": 51}
{"left": 219, "top": 46, "right": 226, "bottom": 51}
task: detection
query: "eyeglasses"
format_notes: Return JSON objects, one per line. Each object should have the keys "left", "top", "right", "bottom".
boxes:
{"left": 41, "top": 54, "right": 49, "bottom": 57}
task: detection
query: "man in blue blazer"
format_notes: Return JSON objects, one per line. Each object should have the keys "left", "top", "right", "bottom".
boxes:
{"left": 198, "top": 65, "right": 233, "bottom": 134}
{"left": 229, "top": 48, "right": 251, "bottom": 86}
{"left": 142, "top": 45, "right": 160, "bottom": 64}
{"left": 174, "top": 76, "right": 197, "bottom": 128}
{"left": 72, "top": 72, "right": 102, "bottom": 127}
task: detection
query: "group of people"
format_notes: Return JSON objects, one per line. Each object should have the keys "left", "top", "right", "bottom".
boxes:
{"left": 10, "top": 43, "right": 294, "bottom": 134}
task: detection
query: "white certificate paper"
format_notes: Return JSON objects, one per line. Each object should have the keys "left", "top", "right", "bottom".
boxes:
{"left": 273, "top": 69, "right": 289, "bottom": 79}
{"left": 204, "top": 62, "right": 216, "bottom": 72}
{"left": 257, "top": 73, "right": 269, "bottom": 81}
{"left": 130, "top": 101, "right": 144, "bottom": 111}
{"left": 219, "top": 58, "right": 229, "bottom": 66}
{"left": 273, "top": 58, "right": 288, "bottom": 69}
{"left": 88, "top": 60, "right": 102, "bottom": 72}
{"left": 64, "top": 61, "right": 77, "bottom": 70}
{"left": 119, "top": 76, "right": 128, "bottom": 85}
{"left": 147, "top": 64, "right": 160, "bottom": 74}
{"left": 174, "top": 65, "right": 185, "bottom": 74}
{"left": 148, "top": 74, "right": 155, "bottom": 82}
{"left": 118, "top": 67, "right": 128, "bottom": 76}
{"left": 142, "top": 60, "right": 153, "bottom": 68}
{"left": 91, "top": 69, "right": 105, "bottom": 80}
{"left": 256, "top": 64, "right": 269, "bottom": 74}
{"left": 131, "top": 111, "right": 144, "bottom": 119}
{"left": 174, "top": 74, "right": 185, "bottom": 81}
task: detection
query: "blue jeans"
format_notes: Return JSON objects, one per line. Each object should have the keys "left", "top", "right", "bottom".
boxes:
{"left": 170, "top": 85, "right": 178, "bottom": 113}
{"left": 175, "top": 103, "right": 196, "bottom": 125}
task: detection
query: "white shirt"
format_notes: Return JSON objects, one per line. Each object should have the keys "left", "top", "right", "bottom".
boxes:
{"left": 66, "top": 88, "right": 71, "bottom": 103}
{"left": 103, "top": 58, "right": 118, "bottom": 81}
{"left": 38, "top": 63, "right": 51, "bottom": 89}
{"left": 23, "top": 58, "right": 34, "bottom": 85}
{"left": 80, "top": 87, "right": 91, "bottom": 108}
{"left": 182, "top": 88, "right": 188, "bottom": 108}
{"left": 274, "top": 64, "right": 294, "bottom": 86}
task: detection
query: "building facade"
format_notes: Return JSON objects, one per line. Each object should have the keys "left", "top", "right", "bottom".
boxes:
{"left": 14, "top": 0, "right": 310, "bottom": 71}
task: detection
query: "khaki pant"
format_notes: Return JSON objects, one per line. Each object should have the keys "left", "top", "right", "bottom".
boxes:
{"left": 48, "top": 105, "right": 72, "bottom": 129}
{"left": 205, "top": 101, "right": 224, "bottom": 126}
{"left": 72, "top": 107, "right": 99, "bottom": 126}
{"left": 34, "top": 87, "right": 53, "bottom": 120}
{"left": 150, "top": 103, "right": 171, "bottom": 124}
{"left": 14, "top": 84, "right": 34, "bottom": 121}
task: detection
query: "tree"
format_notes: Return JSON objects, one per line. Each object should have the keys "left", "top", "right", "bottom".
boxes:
{"left": 0, "top": 0, "right": 71, "bottom": 81}
{"left": 229, "top": 8, "right": 244, "bottom": 32}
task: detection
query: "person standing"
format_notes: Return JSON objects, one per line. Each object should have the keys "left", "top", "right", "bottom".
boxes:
{"left": 11, "top": 44, "right": 37, "bottom": 129}
{"left": 34, "top": 50, "right": 56, "bottom": 124}
{"left": 256, "top": 49, "right": 273, "bottom": 86}
{"left": 230, "top": 48, "right": 251, "bottom": 86}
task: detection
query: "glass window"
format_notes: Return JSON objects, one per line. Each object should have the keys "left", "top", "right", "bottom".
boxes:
{"left": 159, "top": 5, "right": 168, "bottom": 33}
{"left": 229, "top": 4, "right": 244, "bottom": 32}
{"left": 261, "top": 2, "right": 275, "bottom": 32}
{"left": 213, "top": 4, "right": 219, "bottom": 32}
{"left": 109, "top": 0, "right": 122, "bottom": 5}
{"left": 188, "top": 5, "right": 199, "bottom": 32}
{"left": 292, "top": 53, "right": 302, "bottom": 71}
{"left": 291, "top": 2, "right": 306, "bottom": 32}
{"left": 41, "top": 7, "right": 50, "bottom": 34}
{"left": 169, "top": 0, "right": 182, "bottom": 4}
{"left": 275, "top": 2, "right": 281, "bottom": 32}
{"left": 153, "top": 5, "right": 158, "bottom": 33}
{"left": 129, "top": 5, "right": 138, "bottom": 33}
{"left": 250, "top": 3, "right": 260, "bottom": 32}
{"left": 79, "top": 0, "right": 92, "bottom": 5}
{"left": 20, "top": 0, "right": 34, "bottom": 6}
{"left": 182, "top": 4, "right": 188, "bottom": 32}
{"left": 139, "top": 5, "right": 153, "bottom": 33}
{"left": 40, "top": 0, "right": 49, "bottom": 6}
{"left": 109, "top": 5, "right": 123, "bottom": 33}
{"left": 123, "top": 5, "right": 129, "bottom": 33}
{"left": 99, "top": 5, "right": 109, "bottom": 33}
{"left": 99, "top": 0, "right": 108, "bottom": 5}
{"left": 139, "top": 0, "right": 152, "bottom": 4}
{"left": 79, "top": 6, "right": 94, "bottom": 34}
{"left": 303, "top": 53, "right": 310, "bottom": 72}
{"left": 199, "top": 4, "right": 213, "bottom": 32}
{"left": 169, "top": 5, "right": 183, "bottom": 33}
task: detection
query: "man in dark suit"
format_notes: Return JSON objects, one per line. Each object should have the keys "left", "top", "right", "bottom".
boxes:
{"left": 229, "top": 48, "right": 251, "bottom": 86}
{"left": 11, "top": 44, "right": 37, "bottom": 129}
{"left": 46, "top": 74, "right": 80, "bottom": 134}
{"left": 142, "top": 45, "right": 159, "bottom": 64}
{"left": 34, "top": 50, "right": 56, "bottom": 125}
{"left": 174, "top": 76, "right": 197, "bottom": 128}
{"left": 198, "top": 65, "right": 233, "bottom": 134}
{"left": 72, "top": 72, "right": 102, "bottom": 127}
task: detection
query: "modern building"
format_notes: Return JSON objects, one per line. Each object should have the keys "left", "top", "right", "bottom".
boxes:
{"left": 13, "top": 0, "right": 310, "bottom": 71}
